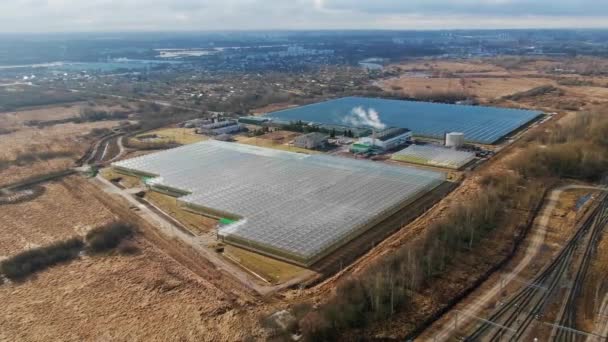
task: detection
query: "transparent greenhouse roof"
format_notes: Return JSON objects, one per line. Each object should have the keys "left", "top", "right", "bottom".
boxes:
{"left": 113, "top": 141, "right": 446, "bottom": 264}
{"left": 392, "top": 144, "right": 476, "bottom": 169}
{"left": 264, "top": 97, "right": 542, "bottom": 144}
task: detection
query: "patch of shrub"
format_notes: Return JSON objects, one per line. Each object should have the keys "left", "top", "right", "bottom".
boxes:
{"left": 85, "top": 222, "right": 134, "bottom": 254}
{"left": 0, "top": 237, "right": 84, "bottom": 280}
{"left": 412, "top": 90, "right": 469, "bottom": 104}
{"left": 0, "top": 127, "right": 17, "bottom": 135}
{"left": 116, "top": 240, "right": 140, "bottom": 255}
{"left": 502, "top": 85, "right": 563, "bottom": 101}
{"left": 299, "top": 173, "right": 539, "bottom": 341}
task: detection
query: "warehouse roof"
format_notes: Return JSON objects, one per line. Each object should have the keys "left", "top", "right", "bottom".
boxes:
{"left": 113, "top": 141, "right": 446, "bottom": 265}
{"left": 375, "top": 127, "right": 411, "bottom": 141}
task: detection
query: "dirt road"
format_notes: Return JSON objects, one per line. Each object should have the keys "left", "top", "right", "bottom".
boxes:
{"left": 426, "top": 185, "right": 608, "bottom": 341}
{"left": 92, "top": 175, "right": 312, "bottom": 295}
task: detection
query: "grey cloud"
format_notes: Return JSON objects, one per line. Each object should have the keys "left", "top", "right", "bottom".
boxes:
{"left": 320, "top": 0, "right": 608, "bottom": 16}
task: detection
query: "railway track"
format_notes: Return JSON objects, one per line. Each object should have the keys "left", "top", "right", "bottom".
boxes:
{"left": 553, "top": 196, "right": 608, "bottom": 342}
{"left": 465, "top": 194, "right": 608, "bottom": 341}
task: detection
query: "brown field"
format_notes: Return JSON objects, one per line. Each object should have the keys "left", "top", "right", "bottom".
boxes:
{"left": 383, "top": 76, "right": 554, "bottom": 101}
{"left": 224, "top": 245, "right": 309, "bottom": 284}
{"left": 0, "top": 103, "right": 128, "bottom": 187}
{"left": 389, "top": 60, "right": 505, "bottom": 74}
{"left": 234, "top": 134, "right": 318, "bottom": 154}
{"left": 3, "top": 57, "right": 608, "bottom": 341}
{"left": 144, "top": 190, "right": 218, "bottom": 236}
{"left": 0, "top": 103, "right": 84, "bottom": 127}
{"left": 0, "top": 176, "right": 116, "bottom": 256}
{"left": 0, "top": 239, "right": 265, "bottom": 341}
{"left": 100, "top": 168, "right": 142, "bottom": 188}
{"left": 0, "top": 176, "right": 269, "bottom": 341}
{"left": 135, "top": 127, "right": 206, "bottom": 145}
{"left": 0, "top": 120, "right": 120, "bottom": 187}
{"left": 382, "top": 58, "right": 608, "bottom": 112}
{"left": 251, "top": 102, "right": 298, "bottom": 115}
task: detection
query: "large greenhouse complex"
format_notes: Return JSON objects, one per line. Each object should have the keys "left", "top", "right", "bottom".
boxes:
{"left": 264, "top": 97, "right": 542, "bottom": 144}
{"left": 112, "top": 140, "right": 446, "bottom": 266}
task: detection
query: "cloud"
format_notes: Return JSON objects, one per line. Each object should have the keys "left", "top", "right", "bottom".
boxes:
{"left": 321, "top": 0, "right": 608, "bottom": 16}
{"left": 0, "top": 0, "right": 605, "bottom": 32}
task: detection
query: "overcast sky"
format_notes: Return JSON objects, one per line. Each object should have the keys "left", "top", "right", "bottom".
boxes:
{"left": 0, "top": 0, "right": 606, "bottom": 32}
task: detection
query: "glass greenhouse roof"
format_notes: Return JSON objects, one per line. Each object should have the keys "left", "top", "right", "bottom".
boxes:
{"left": 113, "top": 141, "right": 446, "bottom": 265}
{"left": 392, "top": 144, "right": 476, "bottom": 169}
{"left": 264, "top": 97, "right": 542, "bottom": 144}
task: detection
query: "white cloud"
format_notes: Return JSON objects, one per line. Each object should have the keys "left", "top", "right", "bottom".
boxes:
{"left": 0, "top": 0, "right": 605, "bottom": 32}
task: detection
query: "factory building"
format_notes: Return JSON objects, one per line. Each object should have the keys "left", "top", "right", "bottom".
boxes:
{"left": 357, "top": 127, "right": 412, "bottom": 151}
{"left": 197, "top": 120, "right": 242, "bottom": 135}
{"left": 238, "top": 116, "right": 271, "bottom": 125}
{"left": 293, "top": 132, "right": 329, "bottom": 150}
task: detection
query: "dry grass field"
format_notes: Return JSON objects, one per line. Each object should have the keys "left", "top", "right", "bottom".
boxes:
{"left": 0, "top": 120, "right": 119, "bottom": 186}
{"left": 144, "top": 190, "right": 218, "bottom": 236}
{"left": 383, "top": 76, "right": 554, "bottom": 101}
{"left": 135, "top": 127, "right": 206, "bottom": 145}
{"left": 3, "top": 57, "right": 608, "bottom": 341}
{"left": 0, "top": 176, "right": 269, "bottom": 341}
{"left": 0, "top": 176, "right": 116, "bottom": 256}
{"left": 234, "top": 131, "right": 319, "bottom": 154}
{"left": 224, "top": 245, "right": 309, "bottom": 284}
{"left": 382, "top": 57, "right": 608, "bottom": 113}
{"left": 0, "top": 103, "right": 127, "bottom": 187}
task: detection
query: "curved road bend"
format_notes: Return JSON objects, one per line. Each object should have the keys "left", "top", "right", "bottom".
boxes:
{"left": 427, "top": 185, "right": 608, "bottom": 342}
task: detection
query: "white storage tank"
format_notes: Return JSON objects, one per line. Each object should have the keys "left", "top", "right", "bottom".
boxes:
{"left": 445, "top": 132, "right": 465, "bottom": 148}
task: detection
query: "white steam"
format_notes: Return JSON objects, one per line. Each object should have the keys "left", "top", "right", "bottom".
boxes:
{"left": 343, "top": 106, "right": 386, "bottom": 130}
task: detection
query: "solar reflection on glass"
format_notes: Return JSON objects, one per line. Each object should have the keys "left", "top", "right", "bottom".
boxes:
{"left": 392, "top": 144, "right": 476, "bottom": 169}
{"left": 264, "top": 97, "right": 542, "bottom": 144}
{"left": 113, "top": 140, "right": 446, "bottom": 266}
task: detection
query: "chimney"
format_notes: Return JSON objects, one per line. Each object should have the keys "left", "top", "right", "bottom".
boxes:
{"left": 372, "top": 129, "right": 377, "bottom": 147}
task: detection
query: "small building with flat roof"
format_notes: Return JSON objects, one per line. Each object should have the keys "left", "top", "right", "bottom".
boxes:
{"left": 357, "top": 127, "right": 411, "bottom": 151}
{"left": 293, "top": 132, "right": 329, "bottom": 150}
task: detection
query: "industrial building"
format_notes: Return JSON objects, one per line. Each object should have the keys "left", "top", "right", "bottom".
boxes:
{"left": 357, "top": 127, "right": 411, "bottom": 151}
{"left": 112, "top": 141, "right": 446, "bottom": 266}
{"left": 238, "top": 116, "right": 271, "bottom": 126}
{"left": 263, "top": 97, "right": 542, "bottom": 144}
{"left": 197, "top": 120, "right": 242, "bottom": 135}
{"left": 293, "top": 132, "right": 329, "bottom": 149}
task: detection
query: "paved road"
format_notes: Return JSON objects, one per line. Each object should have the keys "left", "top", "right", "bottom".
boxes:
{"left": 92, "top": 174, "right": 313, "bottom": 295}
{"left": 428, "top": 185, "right": 608, "bottom": 341}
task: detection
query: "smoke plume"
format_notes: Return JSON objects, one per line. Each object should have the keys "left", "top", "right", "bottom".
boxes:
{"left": 343, "top": 106, "right": 386, "bottom": 130}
